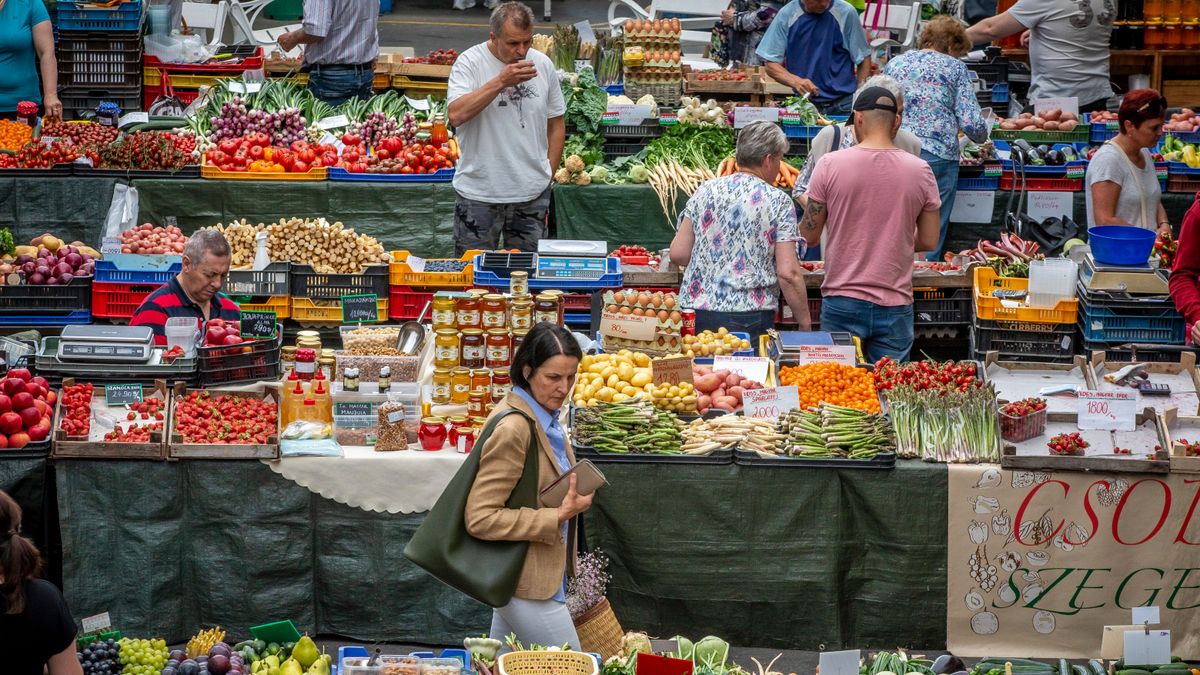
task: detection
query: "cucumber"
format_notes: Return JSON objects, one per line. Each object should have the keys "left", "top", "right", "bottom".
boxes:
{"left": 1060, "top": 659, "right": 1071, "bottom": 675}
{"left": 1116, "top": 669, "right": 1155, "bottom": 675}
{"left": 1074, "top": 665, "right": 1092, "bottom": 675}
{"left": 1089, "top": 660, "right": 1108, "bottom": 675}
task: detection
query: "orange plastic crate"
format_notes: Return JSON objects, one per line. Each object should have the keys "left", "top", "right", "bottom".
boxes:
{"left": 236, "top": 295, "right": 291, "bottom": 319}
{"left": 388, "top": 250, "right": 480, "bottom": 288}
{"left": 291, "top": 296, "right": 388, "bottom": 325}
{"left": 972, "top": 266, "right": 1078, "bottom": 324}
{"left": 201, "top": 159, "right": 327, "bottom": 181}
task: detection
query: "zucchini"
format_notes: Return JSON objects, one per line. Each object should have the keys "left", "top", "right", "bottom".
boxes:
{"left": 1060, "top": 659, "right": 1071, "bottom": 675}
{"left": 1088, "top": 660, "right": 1108, "bottom": 675}
{"left": 1074, "top": 665, "right": 1092, "bottom": 675}
{"left": 1116, "top": 669, "right": 1155, "bottom": 675}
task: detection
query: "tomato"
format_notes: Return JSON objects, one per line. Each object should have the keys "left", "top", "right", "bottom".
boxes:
{"left": 341, "top": 133, "right": 361, "bottom": 146}
{"left": 291, "top": 140, "right": 311, "bottom": 153}
{"left": 377, "top": 148, "right": 391, "bottom": 160}
{"left": 249, "top": 145, "right": 264, "bottom": 160}
{"left": 343, "top": 150, "right": 359, "bottom": 163}
{"left": 293, "top": 160, "right": 309, "bottom": 173}
{"left": 298, "top": 148, "right": 316, "bottom": 164}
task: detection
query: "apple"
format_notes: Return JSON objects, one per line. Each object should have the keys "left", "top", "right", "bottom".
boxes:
{"left": 45, "top": 390, "right": 56, "bottom": 406}
{"left": 27, "top": 424, "right": 48, "bottom": 442}
{"left": 9, "top": 432, "right": 30, "bottom": 449}
{"left": 24, "top": 382, "right": 43, "bottom": 399}
{"left": 8, "top": 368, "right": 31, "bottom": 382}
{"left": 222, "top": 334, "right": 244, "bottom": 345}
{"left": 1, "top": 379, "right": 22, "bottom": 397}
{"left": 0, "top": 394, "right": 13, "bottom": 414}
{"left": 11, "top": 392, "right": 33, "bottom": 411}
{"left": 32, "top": 400, "right": 49, "bottom": 417}
{"left": 0, "top": 412, "right": 21, "bottom": 435}
{"left": 206, "top": 326, "right": 226, "bottom": 346}
{"left": 0, "top": 435, "right": 10, "bottom": 449}
{"left": 30, "top": 376, "right": 48, "bottom": 390}
{"left": 18, "top": 407, "right": 40, "bottom": 429}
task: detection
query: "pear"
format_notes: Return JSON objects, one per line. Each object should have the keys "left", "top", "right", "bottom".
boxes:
{"left": 292, "top": 635, "right": 320, "bottom": 670}
{"left": 280, "top": 658, "right": 303, "bottom": 675}
{"left": 304, "top": 659, "right": 330, "bottom": 675}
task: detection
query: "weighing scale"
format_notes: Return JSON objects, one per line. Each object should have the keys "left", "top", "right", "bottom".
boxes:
{"left": 1078, "top": 252, "right": 1169, "bottom": 295}
{"left": 56, "top": 325, "right": 155, "bottom": 363}
{"left": 535, "top": 239, "right": 609, "bottom": 281}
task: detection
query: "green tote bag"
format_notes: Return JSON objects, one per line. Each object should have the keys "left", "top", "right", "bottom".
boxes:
{"left": 404, "top": 408, "right": 541, "bottom": 608}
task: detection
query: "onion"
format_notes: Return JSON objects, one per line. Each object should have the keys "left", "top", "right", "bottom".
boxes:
{"left": 27, "top": 273, "right": 44, "bottom": 285}
{"left": 34, "top": 265, "right": 49, "bottom": 278}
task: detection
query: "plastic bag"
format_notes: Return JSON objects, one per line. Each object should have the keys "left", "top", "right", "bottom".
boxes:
{"left": 282, "top": 420, "right": 332, "bottom": 440}
{"left": 104, "top": 184, "right": 139, "bottom": 239}
{"left": 376, "top": 401, "right": 413, "bottom": 452}
{"left": 1023, "top": 215, "right": 1086, "bottom": 257}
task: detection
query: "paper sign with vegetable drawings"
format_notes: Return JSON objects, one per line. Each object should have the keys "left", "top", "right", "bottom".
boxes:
{"left": 947, "top": 465, "right": 1200, "bottom": 657}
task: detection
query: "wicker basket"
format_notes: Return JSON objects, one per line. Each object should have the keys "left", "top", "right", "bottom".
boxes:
{"left": 498, "top": 650, "right": 599, "bottom": 675}
{"left": 573, "top": 597, "right": 624, "bottom": 660}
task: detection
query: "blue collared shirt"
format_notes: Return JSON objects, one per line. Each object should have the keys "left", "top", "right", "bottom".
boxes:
{"left": 511, "top": 386, "right": 571, "bottom": 603}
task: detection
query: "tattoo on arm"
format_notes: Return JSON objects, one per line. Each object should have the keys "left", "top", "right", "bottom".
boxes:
{"left": 800, "top": 199, "right": 826, "bottom": 232}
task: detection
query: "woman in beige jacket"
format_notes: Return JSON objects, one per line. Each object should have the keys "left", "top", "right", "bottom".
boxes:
{"left": 465, "top": 322, "right": 593, "bottom": 648}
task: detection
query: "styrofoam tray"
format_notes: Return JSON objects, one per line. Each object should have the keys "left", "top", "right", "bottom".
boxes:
{"left": 986, "top": 362, "right": 1091, "bottom": 415}
{"left": 1008, "top": 416, "right": 1160, "bottom": 458}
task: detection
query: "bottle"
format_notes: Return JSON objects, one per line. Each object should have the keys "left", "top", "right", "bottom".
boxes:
{"left": 312, "top": 378, "right": 333, "bottom": 424}
{"left": 252, "top": 230, "right": 271, "bottom": 271}
{"left": 343, "top": 367, "right": 360, "bottom": 392}
{"left": 282, "top": 378, "right": 304, "bottom": 427}
{"left": 378, "top": 365, "right": 392, "bottom": 392}
{"left": 298, "top": 395, "right": 320, "bottom": 423}
{"left": 431, "top": 112, "right": 450, "bottom": 147}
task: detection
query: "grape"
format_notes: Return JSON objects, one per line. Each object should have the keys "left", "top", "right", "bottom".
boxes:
{"left": 77, "top": 638, "right": 121, "bottom": 675}
{"left": 117, "top": 637, "right": 169, "bottom": 675}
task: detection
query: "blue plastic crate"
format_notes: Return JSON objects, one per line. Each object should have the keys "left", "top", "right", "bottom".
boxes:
{"left": 1165, "top": 130, "right": 1200, "bottom": 145}
{"left": 471, "top": 254, "right": 622, "bottom": 290}
{"left": 783, "top": 125, "right": 822, "bottom": 139}
{"left": 0, "top": 309, "right": 91, "bottom": 326}
{"left": 602, "top": 83, "right": 625, "bottom": 96}
{"left": 1079, "top": 308, "right": 1186, "bottom": 344}
{"left": 1090, "top": 123, "right": 1118, "bottom": 143}
{"left": 1166, "top": 161, "right": 1200, "bottom": 177}
{"left": 95, "top": 256, "right": 183, "bottom": 284}
{"left": 957, "top": 176, "right": 999, "bottom": 190}
{"left": 991, "top": 82, "right": 1009, "bottom": 103}
{"left": 328, "top": 167, "right": 454, "bottom": 182}
{"left": 57, "top": 0, "right": 144, "bottom": 31}
{"left": 996, "top": 141, "right": 1087, "bottom": 174}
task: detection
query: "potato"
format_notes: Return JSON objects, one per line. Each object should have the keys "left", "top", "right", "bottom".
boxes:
{"left": 1043, "top": 108, "right": 1062, "bottom": 122}
{"left": 1030, "top": 116, "right": 1046, "bottom": 128}
{"left": 698, "top": 394, "right": 712, "bottom": 411}
{"left": 713, "top": 396, "right": 738, "bottom": 411}
{"left": 1000, "top": 121, "right": 1018, "bottom": 130}
{"left": 694, "top": 373, "right": 722, "bottom": 394}
{"left": 1061, "top": 112, "right": 1078, "bottom": 123}
{"left": 1059, "top": 119, "right": 1078, "bottom": 131}
{"left": 1019, "top": 112, "right": 1033, "bottom": 119}
{"left": 1043, "top": 121, "right": 1060, "bottom": 131}
{"left": 727, "top": 385, "right": 744, "bottom": 402}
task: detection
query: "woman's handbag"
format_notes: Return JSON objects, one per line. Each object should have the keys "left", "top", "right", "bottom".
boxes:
{"left": 404, "top": 409, "right": 541, "bottom": 608}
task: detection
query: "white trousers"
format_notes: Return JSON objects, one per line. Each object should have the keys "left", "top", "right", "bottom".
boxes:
{"left": 489, "top": 597, "right": 581, "bottom": 651}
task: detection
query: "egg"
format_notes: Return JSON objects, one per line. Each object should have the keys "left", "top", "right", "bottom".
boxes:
{"left": 619, "top": 306, "right": 632, "bottom": 315}
{"left": 637, "top": 292, "right": 650, "bottom": 306}
{"left": 614, "top": 291, "right": 625, "bottom": 304}
{"left": 633, "top": 308, "right": 644, "bottom": 316}
{"left": 650, "top": 295, "right": 662, "bottom": 308}
{"left": 670, "top": 310, "right": 682, "bottom": 323}
{"left": 606, "top": 304, "right": 619, "bottom": 313}
{"left": 664, "top": 295, "right": 676, "bottom": 309}
{"left": 657, "top": 310, "right": 669, "bottom": 322}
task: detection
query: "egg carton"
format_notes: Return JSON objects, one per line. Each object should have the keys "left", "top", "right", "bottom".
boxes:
{"left": 601, "top": 289, "right": 684, "bottom": 332}
{"left": 600, "top": 332, "right": 684, "bottom": 356}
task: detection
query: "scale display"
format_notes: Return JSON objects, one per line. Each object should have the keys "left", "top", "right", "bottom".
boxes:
{"left": 1079, "top": 253, "right": 1168, "bottom": 295}
{"left": 56, "top": 325, "right": 155, "bottom": 363}
{"left": 535, "top": 256, "right": 609, "bottom": 280}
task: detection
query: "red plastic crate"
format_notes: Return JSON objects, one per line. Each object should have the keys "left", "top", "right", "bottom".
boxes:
{"left": 999, "top": 174, "right": 1083, "bottom": 192}
{"left": 388, "top": 286, "right": 434, "bottom": 321}
{"left": 143, "top": 84, "right": 200, "bottom": 110}
{"left": 91, "top": 281, "right": 159, "bottom": 320}
{"left": 563, "top": 293, "right": 592, "bottom": 312}
{"left": 143, "top": 47, "right": 264, "bottom": 75}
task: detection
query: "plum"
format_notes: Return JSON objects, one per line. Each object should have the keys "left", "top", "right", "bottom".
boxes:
{"left": 208, "top": 654, "right": 231, "bottom": 675}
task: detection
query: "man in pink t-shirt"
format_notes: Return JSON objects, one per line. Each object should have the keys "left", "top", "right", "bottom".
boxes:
{"left": 801, "top": 86, "right": 942, "bottom": 362}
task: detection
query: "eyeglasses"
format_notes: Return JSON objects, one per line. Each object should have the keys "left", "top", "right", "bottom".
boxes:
{"left": 1136, "top": 96, "right": 1169, "bottom": 114}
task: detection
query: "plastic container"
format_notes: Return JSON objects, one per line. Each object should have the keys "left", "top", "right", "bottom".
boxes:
{"left": 998, "top": 174, "right": 1084, "bottom": 192}
{"left": 328, "top": 167, "right": 454, "bottom": 183}
{"left": 999, "top": 405, "right": 1047, "bottom": 442}
{"left": 418, "top": 657, "right": 463, "bottom": 675}
{"left": 291, "top": 297, "right": 389, "bottom": 325}
{"left": 342, "top": 658, "right": 383, "bottom": 675}
{"left": 389, "top": 250, "right": 479, "bottom": 288}
{"left": 913, "top": 287, "right": 972, "bottom": 325}
{"left": 0, "top": 276, "right": 92, "bottom": 315}
{"left": 201, "top": 161, "right": 327, "bottom": 181}
{"left": 388, "top": 286, "right": 434, "bottom": 321}
{"left": 1088, "top": 225, "right": 1156, "bottom": 265}
{"left": 147, "top": 5, "right": 170, "bottom": 35}
{"left": 57, "top": 0, "right": 145, "bottom": 31}
{"left": 956, "top": 176, "right": 999, "bottom": 191}
{"left": 973, "top": 266, "right": 1079, "bottom": 324}
{"left": 237, "top": 295, "right": 291, "bottom": 319}
{"left": 1027, "top": 258, "right": 1079, "bottom": 307}
{"left": 225, "top": 261, "right": 290, "bottom": 296}
{"left": 94, "top": 256, "right": 182, "bottom": 284}
{"left": 57, "top": 33, "right": 143, "bottom": 89}
{"left": 290, "top": 263, "right": 389, "bottom": 300}
{"left": 61, "top": 87, "right": 142, "bottom": 120}
{"left": 165, "top": 316, "right": 200, "bottom": 355}
{"left": 143, "top": 33, "right": 183, "bottom": 63}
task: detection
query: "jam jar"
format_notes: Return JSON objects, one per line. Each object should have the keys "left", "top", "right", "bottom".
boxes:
{"left": 456, "top": 295, "right": 481, "bottom": 329}
{"left": 460, "top": 329, "right": 485, "bottom": 369}
{"left": 433, "top": 329, "right": 460, "bottom": 369}
{"left": 491, "top": 368, "right": 512, "bottom": 402}
{"left": 481, "top": 294, "right": 508, "bottom": 329}
{"left": 509, "top": 299, "right": 533, "bottom": 330}
{"left": 451, "top": 366, "right": 472, "bottom": 404}
{"left": 534, "top": 293, "right": 559, "bottom": 326}
{"left": 432, "top": 296, "right": 457, "bottom": 330}
{"left": 485, "top": 329, "right": 511, "bottom": 368}
{"left": 431, "top": 368, "right": 452, "bottom": 404}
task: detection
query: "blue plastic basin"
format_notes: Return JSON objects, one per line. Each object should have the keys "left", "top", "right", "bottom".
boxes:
{"left": 1088, "top": 225, "right": 1156, "bottom": 266}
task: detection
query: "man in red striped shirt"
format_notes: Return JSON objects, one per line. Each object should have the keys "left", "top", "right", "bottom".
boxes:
{"left": 131, "top": 230, "right": 240, "bottom": 345}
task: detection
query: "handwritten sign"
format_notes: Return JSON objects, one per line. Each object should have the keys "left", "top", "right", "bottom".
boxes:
{"left": 81, "top": 612, "right": 112, "bottom": 634}
{"left": 605, "top": 104, "right": 654, "bottom": 126}
{"left": 950, "top": 190, "right": 996, "bottom": 224}
{"left": 574, "top": 20, "right": 597, "bottom": 44}
{"left": 333, "top": 402, "right": 373, "bottom": 417}
{"left": 341, "top": 294, "right": 380, "bottom": 324}
{"left": 239, "top": 311, "right": 277, "bottom": 339}
{"left": 1026, "top": 191, "right": 1074, "bottom": 223}
{"left": 105, "top": 383, "right": 143, "bottom": 406}
{"left": 712, "top": 356, "right": 769, "bottom": 385}
{"left": 100, "top": 236, "right": 123, "bottom": 255}
{"left": 652, "top": 356, "right": 694, "bottom": 387}
{"left": 788, "top": 345, "right": 857, "bottom": 366}
{"left": 118, "top": 112, "right": 149, "bottom": 128}
{"left": 317, "top": 115, "right": 350, "bottom": 130}
{"left": 818, "top": 650, "right": 862, "bottom": 675}
{"left": 599, "top": 311, "right": 657, "bottom": 342}
{"left": 1034, "top": 96, "right": 1080, "bottom": 117}
{"left": 1077, "top": 390, "right": 1137, "bottom": 431}
{"left": 1124, "top": 629, "right": 1171, "bottom": 666}
{"left": 1132, "top": 606, "right": 1161, "bottom": 625}
{"left": 733, "top": 106, "right": 780, "bottom": 129}
{"left": 743, "top": 386, "right": 800, "bottom": 420}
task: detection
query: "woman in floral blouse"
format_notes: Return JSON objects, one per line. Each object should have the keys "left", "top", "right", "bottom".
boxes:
{"left": 713, "top": 0, "right": 787, "bottom": 67}
{"left": 669, "top": 121, "right": 811, "bottom": 338}
{"left": 884, "top": 16, "right": 990, "bottom": 261}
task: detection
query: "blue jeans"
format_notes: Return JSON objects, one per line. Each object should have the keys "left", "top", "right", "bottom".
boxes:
{"left": 922, "top": 149, "right": 960, "bottom": 262}
{"left": 695, "top": 309, "right": 775, "bottom": 344}
{"left": 820, "top": 295, "right": 914, "bottom": 363}
{"left": 816, "top": 94, "right": 853, "bottom": 117}
{"left": 306, "top": 66, "right": 374, "bottom": 106}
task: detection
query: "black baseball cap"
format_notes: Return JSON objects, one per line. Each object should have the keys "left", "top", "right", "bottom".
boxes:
{"left": 853, "top": 86, "right": 899, "bottom": 113}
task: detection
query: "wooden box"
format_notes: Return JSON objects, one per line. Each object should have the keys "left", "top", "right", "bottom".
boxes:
{"left": 50, "top": 378, "right": 168, "bottom": 460}
{"left": 983, "top": 352, "right": 1098, "bottom": 416}
{"left": 1089, "top": 351, "right": 1200, "bottom": 416}
{"left": 166, "top": 382, "right": 280, "bottom": 460}
{"left": 1001, "top": 407, "right": 1170, "bottom": 474}
{"left": 1160, "top": 408, "right": 1200, "bottom": 473}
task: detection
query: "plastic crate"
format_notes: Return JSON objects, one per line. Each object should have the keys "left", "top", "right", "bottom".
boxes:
{"left": 999, "top": 174, "right": 1084, "bottom": 192}
{"left": 972, "top": 318, "right": 1075, "bottom": 359}
{"left": 1080, "top": 341, "right": 1200, "bottom": 363}
{"left": 562, "top": 293, "right": 591, "bottom": 313}
{"left": 198, "top": 327, "right": 283, "bottom": 386}
{"left": 602, "top": 142, "right": 649, "bottom": 159}
{"left": 388, "top": 286, "right": 434, "bottom": 321}
{"left": 61, "top": 86, "right": 141, "bottom": 120}
{"left": 601, "top": 122, "right": 663, "bottom": 139}
{"left": 602, "top": 83, "right": 625, "bottom": 96}
{"left": 783, "top": 125, "right": 823, "bottom": 139}
{"left": 0, "top": 276, "right": 92, "bottom": 315}
{"left": 471, "top": 254, "right": 622, "bottom": 291}
{"left": 57, "top": 31, "right": 142, "bottom": 89}
{"left": 973, "top": 266, "right": 1078, "bottom": 324}
{"left": 1078, "top": 309, "right": 1186, "bottom": 344}
{"left": 142, "top": 47, "right": 264, "bottom": 87}
{"left": 1165, "top": 162, "right": 1200, "bottom": 177}
{"left": 913, "top": 287, "right": 972, "bottom": 325}
{"left": 327, "top": 167, "right": 454, "bottom": 183}
{"left": 957, "top": 176, "right": 999, "bottom": 191}
{"left": 1090, "top": 123, "right": 1118, "bottom": 143}
{"left": 57, "top": 0, "right": 144, "bottom": 31}
{"left": 201, "top": 161, "right": 327, "bottom": 181}
{"left": 966, "top": 58, "right": 1009, "bottom": 86}
{"left": 291, "top": 296, "right": 388, "bottom": 324}
{"left": 94, "top": 257, "right": 182, "bottom": 284}
{"left": 991, "top": 82, "right": 1010, "bottom": 104}
{"left": 0, "top": 309, "right": 90, "bottom": 326}
{"left": 91, "top": 281, "right": 159, "bottom": 320}
{"left": 388, "top": 250, "right": 478, "bottom": 288}
{"left": 290, "top": 263, "right": 389, "bottom": 300}
{"left": 225, "top": 262, "right": 290, "bottom": 296}
{"left": 235, "top": 295, "right": 291, "bottom": 319}
{"left": 1167, "top": 176, "right": 1200, "bottom": 194}
{"left": 991, "top": 127, "right": 1090, "bottom": 143}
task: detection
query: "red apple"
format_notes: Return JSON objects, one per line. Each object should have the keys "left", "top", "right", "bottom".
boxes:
{"left": 0, "top": 412, "right": 21, "bottom": 435}
{"left": 24, "top": 382, "right": 43, "bottom": 399}
{"left": 222, "top": 334, "right": 244, "bottom": 345}
{"left": 1, "top": 379, "right": 22, "bottom": 397}
{"left": 11, "top": 392, "right": 33, "bottom": 412}
{"left": 0, "top": 435, "right": 10, "bottom": 449}
{"left": 45, "top": 391, "right": 56, "bottom": 406}
{"left": 32, "top": 400, "right": 49, "bottom": 417}
{"left": 206, "top": 326, "right": 225, "bottom": 346}
{"left": 0, "top": 394, "right": 13, "bottom": 414}
{"left": 30, "top": 376, "right": 48, "bottom": 390}
{"left": 18, "top": 407, "right": 40, "bottom": 429}
{"left": 9, "top": 432, "right": 30, "bottom": 449}
{"left": 27, "top": 424, "right": 48, "bottom": 442}
{"left": 8, "top": 368, "right": 31, "bottom": 382}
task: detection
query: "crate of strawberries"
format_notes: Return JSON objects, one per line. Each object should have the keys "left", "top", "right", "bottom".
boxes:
{"left": 609, "top": 245, "right": 661, "bottom": 267}
{"left": 999, "top": 397, "right": 1047, "bottom": 443}
{"left": 51, "top": 378, "right": 169, "bottom": 459}
{"left": 167, "top": 383, "right": 279, "bottom": 459}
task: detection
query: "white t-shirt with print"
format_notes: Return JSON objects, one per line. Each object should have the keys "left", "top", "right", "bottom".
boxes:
{"left": 448, "top": 43, "right": 566, "bottom": 203}
{"left": 1009, "top": 0, "right": 1114, "bottom": 105}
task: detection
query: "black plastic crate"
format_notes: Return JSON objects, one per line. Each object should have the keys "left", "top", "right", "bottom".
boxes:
{"left": 966, "top": 55, "right": 1010, "bottom": 87}
{"left": 225, "top": 262, "right": 290, "bottom": 297}
{"left": 55, "top": 30, "right": 142, "bottom": 57}
{"left": 601, "top": 123, "right": 664, "bottom": 139}
{"left": 289, "top": 263, "right": 389, "bottom": 300}
{"left": 0, "top": 277, "right": 91, "bottom": 315}
{"left": 199, "top": 359, "right": 281, "bottom": 388}
{"left": 197, "top": 326, "right": 282, "bottom": 373}
{"left": 602, "top": 141, "right": 649, "bottom": 160}
{"left": 72, "top": 165, "right": 201, "bottom": 179}
{"left": 574, "top": 442, "right": 733, "bottom": 465}
{"left": 1080, "top": 341, "right": 1200, "bottom": 363}
{"left": 972, "top": 317, "right": 1076, "bottom": 359}
{"left": 913, "top": 287, "right": 971, "bottom": 325}
{"left": 61, "top": 86, "right": 141, "bottom": 120}
{"left": 56, "top": 31, "right": 142, "bottom": 89}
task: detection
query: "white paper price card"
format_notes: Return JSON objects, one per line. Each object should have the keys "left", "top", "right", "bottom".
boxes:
{"left": 733, "top": 106, "right": 780, "bottom": 128}
{"left": 1034, "top": 96, "right": 1080, "bottom": 116}
{"left": 317, "top": 115, "right": 350, "bottom": 130}
{"left": 574, "top": 20, "right": 597, "bottom": 44}
{"left": 743, "top": 386, "right": 800, "bottom": 420}
{"left": 1133, "top": 606, "right": 1161, "bottom": 625}
{"left": 1077, "top": 390, "right": 1137, "bottom": 432}
{"left": 712, "top": 356, "right": 770, "bottom": 385}
{"left": 819, "top": 650, "right": 861, "bottom": 675}
{"left": 950, "top": 190, "right": 995, "bottom": 224}
{"left": 1027, "top": 191, "right": 1074, "bottom": 223}
{"left": 118, "top": 112, "right": 149, "bottom": 128}
{"left": 651, "top": 355, "right": 695, "bottom": 388}
{"left": 81, "top": 612, "right": 112, "bottom": 634}
{"left": 100, "top": 237, "right": 123, "bottom": 255}
{"left": 790, "top": 344, "right": 857, "bottom": 366}
{"left": 606, "top": 104, "right": 653, "bottom": 126}
{"left": 1124, "top": 629, "right": 1171, "bottom": 666}
{"left": 599, "top": 311, "right": 657, "bottom": 342}
{"left": 406, "top": 255, "right": 426, "bottom": 273}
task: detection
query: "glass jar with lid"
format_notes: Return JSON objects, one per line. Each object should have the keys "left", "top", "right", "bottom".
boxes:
{"left": 432, "top": 296, "right": 457, "bottom": 330}
{"left": 467, "top": 389, "right": 489, "bottom": 419}
{"left": 511, "top": 328, "right": 529, "bottom": 354}
{"left": 534, "top": 293, "right": 559, "bottom": 326}
{"left": 432, "top": 367, "right": 452, "bottom": 404}
{"left": 485, "top": 329, "right": 512, "bottom": 368}
{"left": 510, "top": 271, "right": 529, "bottom": 296}
{"left": 471, "top": 369, "right": 492, "bottom": 394}
{"left": 542, "top": 290, "right": 566, "bottom": 324}
{"left": 481, "top": 294, "right": 508, "bottom": 329}
{"left": 451, "top": 366, "right": 472, "bottom": 404}
{"left": 460, "top": 329, "right": 485, "bottom": 368}
{"left": 434, "top": 329, "right": 460, "bottom": 369}
{"left": 509, "top": 299, "right": 533, "bottom": 330}
{"left": 491, "top": 368, "right": 512, "bottom": 402}
{"left": 456, "top": 296, "right": 481, "bottom": 329}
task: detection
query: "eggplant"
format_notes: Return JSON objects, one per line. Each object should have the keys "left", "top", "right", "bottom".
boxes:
{"left": 1037, "top": 144, "right": 1052, "bottom": 155}
{"left": 1061, "top": 147, "right": 1077, "bottom": 161}
{"left": 1046, "top": 149, "right": 1065, "bottom": 165}
{"left": 932, "top": 655, "right": 967, "bottom": 674}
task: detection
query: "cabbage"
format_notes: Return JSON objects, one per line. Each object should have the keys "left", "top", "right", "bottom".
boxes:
{"left": 628, "top": 164, "right": 649, "bottom": 183}
{"left": 588, "top": 166, "right": 610, "bottom": 182}
{"left": 691, "top": 636, "right": 729, "bottom": 668}
{"left": 670, "top": 636, "right": 693, "bottom": 661}
{"left": 620, "top": 632, "right": 652, "bottom": 658}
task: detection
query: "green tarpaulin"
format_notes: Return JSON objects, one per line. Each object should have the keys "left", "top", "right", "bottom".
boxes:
{"left": 0, "top": 177, "right": 120, "bottom": 245}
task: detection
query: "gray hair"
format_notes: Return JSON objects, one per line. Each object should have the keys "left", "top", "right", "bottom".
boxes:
{"left": 183, "top": 229, "right": 231, "bottom": 262}
{"left": 735, "top": 121, "right": 789, "bottom": 168}
{"left": 490, "top": 2, "right": 535, "bottom": 35}
{"left": 854, "top": 75, "right": 905, "bottom": 107}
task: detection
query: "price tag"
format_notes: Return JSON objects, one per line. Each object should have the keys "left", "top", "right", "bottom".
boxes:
{"left": 101, "top": 237, "right": 123, "bottom": 255}
{"left": 407, "top": 255, "right": 426, "bottom": 273}
{"left": 789, "top": 345, "right": 857, "bottom": 365}
{"left": 733, "top": 106, "right": 780, "bottom": 128}
{"left": 341, "top": 293, "right": 380, "bottom": 323}
{"left": 387, "top": 409, "right": 406, "bottom": 424}
{"left": 1132, "top": 606, "right": 1161, "bottom": 625}
{"left": 81, "top": 612, "right": 112, "bottom": 634}
{"left": 658, "top": 112, "right": 678, "bottom": 126}
{"left": 649, "top": 640, "right": 680, "bottom": 655}
{"left": 1102, "top": 625, "right": 1143, "bottom": 659}
{"left": 818, "top": 650, "right": 862, "bottom": 675}
{"left": 606, "top": 104, "right": 653, "bottom": 126}
{"left": 574, "top": 60, "right": 591, "bottom": 72}
{"left": 105, "top": 384, "right": 143, "bottom": 406}
{"left": 599, "top": 311, "right": 657, "bottom": 342}
{"left": 229, "top": 81, "right": 262, "bottom": 94}
{"left": 743, "top": 386, "right": 800, "bottom": 420}
{"left": 1027, "top": 191, "right": 1075, "bottom": 223}
{"left": 574, "top": 20, "right": 597, "bottom": 44}
{"left": 651, "top": 355, "right": 694, "bottom": 387}
{"left": 118, "top": 112, "right": 149, "bottom": 128}
{"left": 1077, "top": 390, "right": 1137, "bottom": 432}
{"left": 1124, "top": 629, "right": 1171, "bottom": 666}
{"left": 1034, "top": 96, "right": 1080, "bottom": 117}
{"left": 333, "top": 402, "right": 373, "bottom": 417}
{"left": 239, "top": 310, "right": 277, "bottom": 339}
{"left": 950, "top": 190, "right": 996, "bottom": 224}
{"left": 405, "top": 96, "right": 431, "bottom": 111}
{"left": 712, "top": 356, "right": 769, "bottom": 385}
{"left": 318, "top": 115, "right": 350, "bottom": 130}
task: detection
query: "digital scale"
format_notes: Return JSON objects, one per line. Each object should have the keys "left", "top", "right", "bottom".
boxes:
{"left": 56, "top": 325, "right": 155, "bottom": 363}
{"left": 478, "top": 241, "right": 612, "bottom": 282}
{"left": 1077, "top": 252, "right": 1169, "bottom": 295}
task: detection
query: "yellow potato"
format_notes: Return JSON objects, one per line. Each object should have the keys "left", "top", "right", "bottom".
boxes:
{"left": 612, "top": 393, "right": 630, "bottom": 403}
{"left": 630, "top": 370, "right": 652, "bottom": 388}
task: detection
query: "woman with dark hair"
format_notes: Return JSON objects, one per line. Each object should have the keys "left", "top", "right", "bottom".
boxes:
{"left": 1086, "top": 89, "right": 1170, "bottom": 235}
{"left": 465, "top": 321, "right": 590, "bottom": 649}
{"left": 0, "top": 0, "right": 61, "bottom": 119}
{"left": 0, "top": 490, "right": 81, "bottom": 675}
